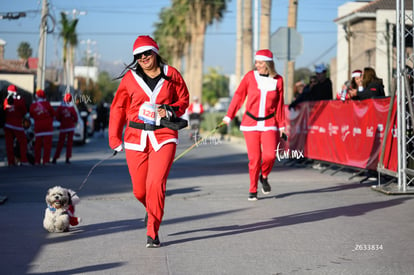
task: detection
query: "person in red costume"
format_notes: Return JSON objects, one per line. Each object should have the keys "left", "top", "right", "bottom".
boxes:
{"left": 222, "top": 49, "right": 286, "bottom": 201}
{"left": 109, "top": 35, "right": 189, "bottom": 248}
{"left": 52, "top": 93, "right": 78, "bottom": 164}
{"left": 3, "top": 84, "right": 29, "bottom": 166}
{"left": 188, "top": 96, "right": 204, "bottom": 139}
{"left": 30, "top": 89, "right": 55, "bottom": 165}
{"left": 336, "top": 69, "right": 363, "bottom": 101}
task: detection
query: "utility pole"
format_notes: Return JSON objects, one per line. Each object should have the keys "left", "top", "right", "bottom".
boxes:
{"left": 286, "top": 0, "right": 298, "bottom": 104}
{"left": 36, "top": 0, "right": 48, "bottom": 91}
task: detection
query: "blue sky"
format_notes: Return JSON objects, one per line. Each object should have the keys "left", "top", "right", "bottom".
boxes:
{"left": 0, "top": 0, "right": 351, "bottom": 76}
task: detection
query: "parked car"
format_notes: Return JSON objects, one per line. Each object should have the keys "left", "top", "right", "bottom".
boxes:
{"left": 50, "top": 102, "right": 85, "bottom": 145}
{"left": 214, "top": 97, "right": 231, "bottom": 112}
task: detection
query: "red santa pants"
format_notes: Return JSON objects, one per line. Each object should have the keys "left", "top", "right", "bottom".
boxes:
{"left": 243, "top": 130, "right": 278, "bottom": 193}
{"left": 53, "top": 131, "right": 74, "bottom": 160}
{"left": 4, "top": 127, "right": 28, "bottom": 165}
{"left": 34, "top": 134, "right": 53, "bottom": 165}
{"left": 125, "top": 141, "right": 176, "bottom": 240}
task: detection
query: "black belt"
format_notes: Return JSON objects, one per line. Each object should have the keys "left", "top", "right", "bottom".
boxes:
{"left": 128, "top": 121, "right": 164, "bottom": 131}
{"left": 246, "top": 111, "right": 274, "bottom": 121}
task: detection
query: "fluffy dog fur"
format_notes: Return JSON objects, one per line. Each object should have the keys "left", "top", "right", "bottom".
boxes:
{"left": 43, "top": 186, "right": 80, "bottom": 233}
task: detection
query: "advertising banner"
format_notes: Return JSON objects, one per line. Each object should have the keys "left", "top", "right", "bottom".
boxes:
{"left": 286, "top": 98, "right": 397, "bottom": 171}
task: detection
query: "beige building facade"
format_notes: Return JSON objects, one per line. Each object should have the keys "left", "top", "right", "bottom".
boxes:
{"left": 335, "top": 0, "right": 413, "bottom": 96}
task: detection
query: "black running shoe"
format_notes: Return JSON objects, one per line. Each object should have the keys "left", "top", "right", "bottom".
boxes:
{"left": 248, "top": 192, "right": 258, "bottom": 201}
{"left": 146, "top": 235, "right": 161, "bottom": 248}
{"left": 260, "top": 175, "right": 271, "bottom": 194}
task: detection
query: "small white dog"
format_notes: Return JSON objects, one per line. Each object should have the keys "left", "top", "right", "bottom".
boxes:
{"left": 43, "top": 186, "right": 81, "bottom": 233}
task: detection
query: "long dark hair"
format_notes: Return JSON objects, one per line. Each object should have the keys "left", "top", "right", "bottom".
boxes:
{"left": 114, "top": 53, "right": 171, "bottom": 81}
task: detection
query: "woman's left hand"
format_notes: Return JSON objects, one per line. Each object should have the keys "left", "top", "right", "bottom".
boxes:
{"left": 158, "top": 107, "right": 167, "bottom": 118}
{"left": 280, "top": 130, "right": 288, "bottom": 141}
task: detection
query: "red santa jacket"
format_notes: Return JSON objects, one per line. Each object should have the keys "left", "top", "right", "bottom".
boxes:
{"left": 55, "top": 102, "right": 78, "bottom": 132}
{"left": 224, "top": 70, "right": 285, "bottom": 131}
{"left": 109, "top": 65, "right": 189, "bottom": 152}
{"left": 29, "top": 99, "right": 55, "bottom": 136}
{"left": 4, "top": 95, "right": 27, "bottom": 131}
{"left": 188, "top": 102, "right": 204, "bottom": 115}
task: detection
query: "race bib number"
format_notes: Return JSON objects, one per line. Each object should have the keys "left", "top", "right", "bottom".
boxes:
{"left": 139, "top": 102, "right": 157, "bottom": 125}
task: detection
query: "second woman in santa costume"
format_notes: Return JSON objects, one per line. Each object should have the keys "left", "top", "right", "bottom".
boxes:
{"left": 109, "top": 35, "right": 189, "bottom": 248}
{"left": 223, "top": 49, "right": 286, "bottom": 201}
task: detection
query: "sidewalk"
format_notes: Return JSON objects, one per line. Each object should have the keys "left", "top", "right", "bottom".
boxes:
{"left": 1, "top": 133, "right": 414, "bottom": 275}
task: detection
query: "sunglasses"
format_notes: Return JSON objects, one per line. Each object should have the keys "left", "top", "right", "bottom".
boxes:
{"left": 137, "top": 50, "right": 154, "bottom": 59}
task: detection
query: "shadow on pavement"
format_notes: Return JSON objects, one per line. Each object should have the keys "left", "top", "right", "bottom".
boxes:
{"left": 27, "top": 262, "right": 126, "bottom": 275}
{"left": 165, "top": 197, "right": 412, "bottom": 246}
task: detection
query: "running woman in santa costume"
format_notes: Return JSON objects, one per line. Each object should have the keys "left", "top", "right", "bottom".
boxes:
{"left": 3, "top": 84, "right": 29, "bottom": 166}
{"left": 223, "top": 49, "right": 286, "bottom": 201}
{"left": 109, "top": 35, "right": 189, "bottom": 248}
{"left": 52, "top": 93, "right": 78, "bottom": 164}
{"left": 29, "top": 89, "right": 55, "bottom": 165}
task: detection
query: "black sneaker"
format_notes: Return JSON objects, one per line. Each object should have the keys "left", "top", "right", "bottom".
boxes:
{"left": 146, "top": 235, "right": 161, "bottom": 248}
{"left": 260, "top": 175, "right": 271, "bottom": 194}
{"left": 248, "top": 192, "right": 258, "bottom": 201}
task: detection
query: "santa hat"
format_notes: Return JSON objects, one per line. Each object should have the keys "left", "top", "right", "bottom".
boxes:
{"left": 351, "top": 70, "right": 362, "bottom": 78}
{"left": 36, "top": 89, "right": 46, "bottom": 98}
{"left": 255, "top": 49, "right": 273, "bottom": 61}
{"left": 133, "top": 35, "right": 159, "bottom": 56}
{"left": 63, "top": 93, "right": 72, "bottom": 103}
{"left": 8, "top": 85, "right": 17, "bottom": 93}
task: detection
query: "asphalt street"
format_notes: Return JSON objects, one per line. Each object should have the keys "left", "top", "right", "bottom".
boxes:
{"left": 0, "top": 130, "right": 413, "bottom": 275}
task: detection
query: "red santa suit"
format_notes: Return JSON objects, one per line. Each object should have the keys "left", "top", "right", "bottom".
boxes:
{"left": 3, "top": 85, "right": 29, "bottom": 166}
{"left": 109, "top": 35, "right": 189, "bottom": 242}
{"left": 188, "top": 100, "right": 204, "bottom": 115}
{"left": 224, "top": 50, "right": 285, "bottom": 195}
{"left": 53, "top": 94, "right": 78, "bottom": 164}
{"left": 30, "top": 89, "right": 55, "bottom": 165}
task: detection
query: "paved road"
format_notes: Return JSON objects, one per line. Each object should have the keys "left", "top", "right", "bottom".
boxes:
{"left": 1, "top": 130, "right": 413, "bottom": 275}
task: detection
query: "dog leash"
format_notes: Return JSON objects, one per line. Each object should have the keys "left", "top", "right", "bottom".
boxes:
{"left": 76, "top": 123, "right": 224, "bottom": 193}
{"left": 173, "top": 122, "right": 225, "bottom": 162}
{"left": 76, "top": 151, "right": 118, "bottom": 194}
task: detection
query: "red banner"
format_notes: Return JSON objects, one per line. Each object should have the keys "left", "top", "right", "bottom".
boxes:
{"left": 285, "top": 98, "right": 397, "bottom": 171}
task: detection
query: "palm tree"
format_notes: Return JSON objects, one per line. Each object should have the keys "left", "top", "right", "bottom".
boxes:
{"left": 154, "top": 5, "right": 188, "bottom": 71}
{"left": 17, "top": 42, "right": 33, "bottom": 65}
{"left": 243, "top": 0, "right": 253, "bottom": 75}
{"left": 183, "top": 0, "right": 228, "bottom": 101}
{"left": 235, "top": 0, "right": 243, "bottom": 85}
{"left": 154, "top": 1, "right": 228, "bottom": 101}
{"left": 260, "top": 0, "right": 272, "bottom": 49}
{"left": 59, "top": 12, "right": 78, "bottom": 88}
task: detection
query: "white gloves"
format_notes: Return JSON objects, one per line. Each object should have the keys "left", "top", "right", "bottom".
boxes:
{"left": 222, "top": 116, "right": 231, "bottom": 125}
{"left": 114, "top": 144, "right": 124, "bottom": 152}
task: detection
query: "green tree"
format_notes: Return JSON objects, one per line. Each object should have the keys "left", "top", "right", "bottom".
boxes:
{"left": 202, "top": 67, "right": 229, "bottom": 106}
{"left": 17, "top": 42, "right": 32, "bottom": 61}
{"left": 294, "top": 67, "right": 313, "bottom": 83}
{"left": 97, "top": 71, "right": 120, "bottom": 103}
{"left": 154, "top": 5, "right": 188, "bottom": 70}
